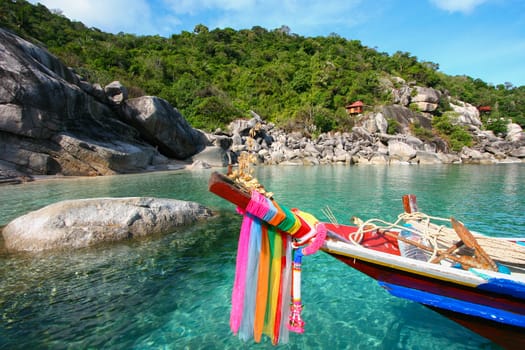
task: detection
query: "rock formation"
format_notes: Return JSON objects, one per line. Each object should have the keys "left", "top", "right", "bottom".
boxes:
{"left": 2, "top": 197, "right": 213, "bottom": 252}
{"left": 121, "top": 96, "right": 207, "bottom": 159}
{"left": 216, "top": 103, "right": 524, "bottom": 166}
{"left": 0, "top": 28, "right": 208, "bottom": 181}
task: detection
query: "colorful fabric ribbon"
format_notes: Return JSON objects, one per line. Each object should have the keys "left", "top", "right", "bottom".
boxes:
{"left": 230, "top": 209, "right": 254, "bottom": 335}
{"left": 229, "top": 190, "right": 326, "bottom": 344}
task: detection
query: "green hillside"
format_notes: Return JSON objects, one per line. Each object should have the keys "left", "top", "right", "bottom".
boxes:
{"left": 1, "top": 0, "right": 524, "bottom": 132}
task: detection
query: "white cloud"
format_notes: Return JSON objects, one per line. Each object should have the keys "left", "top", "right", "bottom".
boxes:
{"left": 429, "top": 0, "right": 489, "bottom": 13}
{"left": 30, "top": 0, "right": 365, "bottom": 36}
{"left": 29, "top": 0, "right": 160, "bottom": 35}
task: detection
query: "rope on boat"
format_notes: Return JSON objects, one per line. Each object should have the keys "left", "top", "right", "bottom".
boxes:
{"left": 346, "top": 211, "right": 525, "bottom": 269}
{"left": 405, "top": 216, "right": 525, "bottom": 267}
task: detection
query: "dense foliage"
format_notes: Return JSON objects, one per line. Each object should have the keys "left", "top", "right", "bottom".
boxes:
{"left": 432, "top": 113, "right": 473, "bottom": 152}
{"left": 2, "top": 0, "right": 524, "bottom": 132}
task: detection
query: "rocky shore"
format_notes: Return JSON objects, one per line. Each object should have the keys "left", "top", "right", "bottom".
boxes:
{"left": 208, "top": 107, "right": 524, "bottom": 168}
{"left": 1, "top": 27, "right": 524, "bottom": 187}
{"left": 0, "top": 27, "right": 206, "bottom": 183}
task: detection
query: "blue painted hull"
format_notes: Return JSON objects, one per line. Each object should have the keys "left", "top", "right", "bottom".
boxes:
{"left": 330, "top": 252, "right": 525, "bottom": 349}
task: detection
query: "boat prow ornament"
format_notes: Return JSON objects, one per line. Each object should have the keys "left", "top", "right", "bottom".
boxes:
{"left": 209, "top": 169, "right": 327, "bottom": 344}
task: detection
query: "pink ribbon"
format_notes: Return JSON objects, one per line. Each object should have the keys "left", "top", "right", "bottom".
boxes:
{"left": 230, "top": 211, "right": 254, "bottom": 334}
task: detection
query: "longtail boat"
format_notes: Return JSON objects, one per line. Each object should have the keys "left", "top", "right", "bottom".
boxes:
{"left": 209, "top": 171, "right": 525, "bottom": 349}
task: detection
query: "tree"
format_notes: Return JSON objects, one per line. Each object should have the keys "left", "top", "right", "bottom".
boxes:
{"left": 3, "top": 0, "right": 523, "bottom": 131}
{"left": 276, "top": 25, "right": 291, "bottom": 35}
{"left": 193, "top": 24, "right": 209, "bottom": 34}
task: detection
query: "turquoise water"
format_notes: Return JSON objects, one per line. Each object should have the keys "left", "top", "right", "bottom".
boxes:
{"left": 1, "top": 164, "right": 524, "bottom": 349}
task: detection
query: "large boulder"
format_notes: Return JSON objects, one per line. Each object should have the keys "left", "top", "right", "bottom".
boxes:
{"left": 2, "top": 197, "right": 213, "bottom": 252}
{"left": 0, "top": 28, "right": 205, "bottom": 177}
{"left": 410, "top": 87, "right": 440, "bottom": 112}
{"left": 359, "top": 112, "right": 388, "bottom": 134}
{"left": 388, "top": 140, "right": 417, "bottom": 162}
{"left": 191, "top": 146, "right": 230, "bottom": 167}
{"left": 0, "top": 28, "right": 161, "bottom": 175}
{"left": 104, "top": 81, "right": 128, "bottom": 105}
{"left": 509, "top": 146, "right": 525, "bottom": 158}
{"left": 380, "top": 105, "right": 428, "bottom": 133}
{"left": 0, "top": 160, "right": 33, "bottom": 184}
{"left": 506, "top": 123, "right": 524, "bottom": 142}
{"left": 412, "top": 101, "right": 438, "bottom": 112}
{"left": 228, "top": 118, "right": 259, "bottom": 136}
{"left": 228, "top": 111, "right": 263, "bottom": 136}
{"left": 412, "top": 86, "right": 440, "bottom": 104}
{"left": 52, "top": 133, "right": 161, "bottom": 175}
{"left": 391, "top": 85, "right": 412, "bottom": 106}
{"left": 121, "top": 96, "right": 209, "bottom": 159}
{"left": 460, "top": 147, "right": 497, "bottom": 164}
{"left": 450, "top": 101, "right": 482, "bottom": 127}
{"left": 415, "top": 151, "right": 442, "bottom": 164}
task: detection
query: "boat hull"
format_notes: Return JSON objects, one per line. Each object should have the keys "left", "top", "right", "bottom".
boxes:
{"left": 207, "top": 172, "right": 525, "bottom": 348}
{"left": 328, "top": 252, "right": 525, "bottom": 349}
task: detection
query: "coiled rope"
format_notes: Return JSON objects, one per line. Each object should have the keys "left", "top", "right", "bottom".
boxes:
{"left": 325, "top": 207, "right": 525, "bottom": 269}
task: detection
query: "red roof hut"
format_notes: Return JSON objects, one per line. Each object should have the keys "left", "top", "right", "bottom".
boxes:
{"left": 478, "top": 106, "right": 492, "bottom": 114}
{"left": 345, "top": 100, "right": 363, "bottom": 115}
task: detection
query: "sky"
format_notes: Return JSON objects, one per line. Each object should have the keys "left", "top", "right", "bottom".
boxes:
{"left": 28, "top": 0, "right": 525, "bottom": 87}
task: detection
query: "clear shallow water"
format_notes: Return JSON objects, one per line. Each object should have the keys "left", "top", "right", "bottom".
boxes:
{"left": 1, "top": 164, "right": 524, "bottom": 349}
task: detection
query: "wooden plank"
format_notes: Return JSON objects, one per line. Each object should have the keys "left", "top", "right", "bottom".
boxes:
{"left": 403, "top": 194, "right": 418, "bottom": 213}
{"left": 208, "top": 171, "right": 251, "bottom": 209}
{"left": 451, "top": 217, "right": 498, "bottom": 271}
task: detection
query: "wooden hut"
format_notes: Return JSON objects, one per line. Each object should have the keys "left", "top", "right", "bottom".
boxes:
{"left": 478, "top": 106, "right": 492, "bottom": 114}
{"left": 345, "top": 101, "right": 363, "bottom": 115}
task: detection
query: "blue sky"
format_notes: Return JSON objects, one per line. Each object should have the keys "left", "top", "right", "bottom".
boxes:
{"left": 29, "top": 0, "right": 525, "bottom": 87}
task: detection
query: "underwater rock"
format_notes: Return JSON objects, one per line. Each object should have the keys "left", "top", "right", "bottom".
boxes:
{"left": 2, "top": 197, "right": 213, "bottom": 252}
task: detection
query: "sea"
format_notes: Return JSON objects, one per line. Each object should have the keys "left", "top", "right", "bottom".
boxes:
{"left": 1, "top": 164, "right": 523, "bottom": 349}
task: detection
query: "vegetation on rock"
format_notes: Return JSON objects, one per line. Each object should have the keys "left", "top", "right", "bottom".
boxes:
{"left": 1, "top": 0, "right": 524, "bottom": 136}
